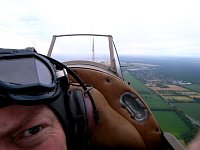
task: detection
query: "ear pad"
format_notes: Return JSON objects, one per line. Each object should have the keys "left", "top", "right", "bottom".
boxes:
{"left": 66, "top": 89, "right": 94, "bottom": 150}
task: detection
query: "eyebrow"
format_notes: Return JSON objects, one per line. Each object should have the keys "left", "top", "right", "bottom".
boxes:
{"left": 1, "top": 105, "right": 45, "bottom": 138}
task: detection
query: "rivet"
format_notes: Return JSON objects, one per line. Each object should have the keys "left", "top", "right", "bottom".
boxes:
{"left": 155, "top": 127, "right": 160, "bottom": 132}
{"left": 106, "top": 78, "right": 110, "bottom": 82}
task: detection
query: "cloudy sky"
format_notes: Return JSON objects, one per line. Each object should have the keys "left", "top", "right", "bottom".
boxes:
{"left": 0, "top": 0, "right": 200, "bottom": 57}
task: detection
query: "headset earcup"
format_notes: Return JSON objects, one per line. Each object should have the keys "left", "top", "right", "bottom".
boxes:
{"left": 66, "top": 89, "right": 92, "bottom": 150}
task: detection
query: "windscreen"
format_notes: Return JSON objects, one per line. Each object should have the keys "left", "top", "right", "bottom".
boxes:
{"left": 51, "top": 35, "right": 111, "bottom": 66}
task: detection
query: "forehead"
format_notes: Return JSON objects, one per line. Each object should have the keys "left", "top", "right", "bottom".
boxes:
{"left": 0, "top": 105, "right": 44, "bottom": 118}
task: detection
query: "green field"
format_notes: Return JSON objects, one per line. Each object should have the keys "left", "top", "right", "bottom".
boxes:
{"left": 124, "top": 72, "right": 193, "bottom": 140}
{"left": 183, "top": 84, "right": 200, "bottom": 93}
{"left": 123, "top": 71, "right": 198, "bottom": 142}
{"left": 153, "top": 111, "right": 191, "bottom": 140}
{"left": 123, "top": 71, "right": 172, "bottom": 109}
{"left": 174, "top": 103, "right": 200, "bottom": 121}
{"left": 163, "top": 95, "right": 192, "bottom": 102}
{"left": 121, "top": 57, "right": 199, "bottom": 143}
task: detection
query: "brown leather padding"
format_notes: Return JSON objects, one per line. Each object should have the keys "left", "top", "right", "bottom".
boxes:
{"left": 90, "top": 88, "right": 146, "bottom": 149}
{"left": 69, "top": 68, "right": 163, "bottom": 150}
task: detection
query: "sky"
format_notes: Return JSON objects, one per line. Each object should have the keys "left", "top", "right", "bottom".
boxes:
{"left": 0, "top": 0, "right": 200, "bottom": 57}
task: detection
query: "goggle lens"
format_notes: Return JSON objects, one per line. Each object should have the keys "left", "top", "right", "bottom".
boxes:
{"left": 0, "top": 57, "right": 52, "bottom": 86}
{"left": 0, "top": 49, "right": 65, "bottom": 106}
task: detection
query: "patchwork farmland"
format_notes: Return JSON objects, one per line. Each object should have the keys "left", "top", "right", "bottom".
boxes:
{"left": 121, "top": 56, "right": 200, "bottom": 144}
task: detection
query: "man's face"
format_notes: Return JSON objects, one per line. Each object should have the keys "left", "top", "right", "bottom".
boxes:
{"left": 0, "top": 105, "right": 67, "bottom": 150}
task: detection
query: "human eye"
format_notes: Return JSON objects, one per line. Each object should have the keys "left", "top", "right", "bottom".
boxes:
{"left": 22, "top": 125, "right": 45, "bottom": 137}
{"left": 14, "top": 124, "right": 47, "bottom": 148}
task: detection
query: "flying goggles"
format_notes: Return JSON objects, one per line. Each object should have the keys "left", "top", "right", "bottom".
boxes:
{"left": 0, "top": 48, "right": 68, "bottom": 107}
